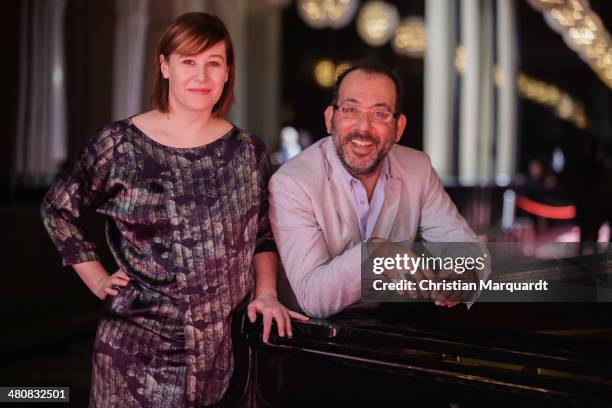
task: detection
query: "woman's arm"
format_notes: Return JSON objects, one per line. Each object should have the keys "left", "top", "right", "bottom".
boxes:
{"left": 246, "top": 137, "right": 308, "bottom": 342}
{"left": 252, "top": 251, "right": 279, "bottom": 298}
{"left": 41, "top": 124, "right": 130, "bottom": 300}
{"left": 41, "top": 124, "right": 120, "bottom": 266}
{"left": 247, "top": 251, "right": 308, "bottom": 343}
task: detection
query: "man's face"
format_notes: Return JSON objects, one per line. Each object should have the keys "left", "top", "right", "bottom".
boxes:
{"left": 325, "top": 70, "right": 406, "bottom": 177}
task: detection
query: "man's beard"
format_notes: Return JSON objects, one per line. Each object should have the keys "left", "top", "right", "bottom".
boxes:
{"left": 332, "top": 128, "right": 394, "bottom": 176}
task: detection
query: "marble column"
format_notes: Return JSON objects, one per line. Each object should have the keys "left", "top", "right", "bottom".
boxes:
{"left": 423, "top": 0, "right": 456, "bottom": 181}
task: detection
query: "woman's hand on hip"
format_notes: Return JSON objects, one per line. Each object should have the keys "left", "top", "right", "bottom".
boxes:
{"left": 95, "top": 269, "right": 130, "bottom": 300}
{"left": 73, "top": 261, "right": 130, "bottom": 300}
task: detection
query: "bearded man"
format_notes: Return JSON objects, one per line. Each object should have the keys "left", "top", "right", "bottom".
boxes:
{"left": 268, "top": 60, "right": 484, "bottom": 318}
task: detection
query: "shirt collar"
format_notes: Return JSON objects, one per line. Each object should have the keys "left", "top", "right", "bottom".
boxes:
{"left": 337, "top": 154, "right": 390, "bottom": 187}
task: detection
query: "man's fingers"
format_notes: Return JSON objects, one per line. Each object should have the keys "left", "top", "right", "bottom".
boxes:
{"left": 435, "top": 286, "right": 464, "bottom": 306}
{"left": 413, "top": 270, "right": 434, "bottom": 300}
{"left": 434, "top": 288, "right": 454, "bottom": 305}
{"left": 382, "top": 268, "right": 405, "bottom": 296}
{"left": 420, "top": 267, "right": 436, "bottom": 280}
{"left": 407, "top": 286, "right": 419, "bottom": 299}
{"left": 447, "top": 289, "right": 463, "bottom": 304}
{"left": 420, "top": 268, "right": 438, "bottom": 300}
{"left": 384, "top": 269, "right": 403, "bottom": 283}
{"left": 401, "top": 271, "right": 419, "bottom": 299}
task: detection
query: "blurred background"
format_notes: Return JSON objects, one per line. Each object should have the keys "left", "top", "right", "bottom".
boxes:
{"left": 3, "top": 0, "right": 612, "bottom": 405}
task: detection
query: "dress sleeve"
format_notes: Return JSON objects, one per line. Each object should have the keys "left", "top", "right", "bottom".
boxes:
{"left": 253, "top": 139, "right": 277, "bottom": 254}
{"left": 40, "top": 125, "right": 118, "bottom": 266}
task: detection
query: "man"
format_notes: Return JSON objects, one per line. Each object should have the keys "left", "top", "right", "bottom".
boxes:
{"left": 269, "top": 60, "right": 484, "bottom": 318}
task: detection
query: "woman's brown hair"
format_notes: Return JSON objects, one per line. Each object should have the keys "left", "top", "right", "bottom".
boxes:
{"left": 151, "top": 12, "right": 235, "bottom": 116}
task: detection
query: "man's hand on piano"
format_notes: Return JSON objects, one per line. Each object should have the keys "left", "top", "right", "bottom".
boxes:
{"left": 432, "top": 268, "right": 477, "bottom": 307}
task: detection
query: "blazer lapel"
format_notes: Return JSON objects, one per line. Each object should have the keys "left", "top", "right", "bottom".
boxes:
{"left": 371, "top": 175, "right": 402, "bottom": 240}
{"left": 322, "top": 139, "right": 360, "bottom": 237}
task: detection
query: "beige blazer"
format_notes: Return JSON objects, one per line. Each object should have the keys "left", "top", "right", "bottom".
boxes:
{"left": 269, "top": 137, "right": 481, "bottom": 318}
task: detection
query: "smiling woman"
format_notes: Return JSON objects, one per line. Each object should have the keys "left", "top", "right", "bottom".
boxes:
{"left": 151, "top": 12, "right": 235, "bottom": 119}
{"left": 159, "top": 42, "right": 230, "bottom": 114}
{"left": 40, "top": 11, "right": 306, "bottom": 408}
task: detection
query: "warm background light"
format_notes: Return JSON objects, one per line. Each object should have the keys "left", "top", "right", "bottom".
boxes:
{"left": 528, "top": 0, "right": 612, "bottom": 88}
{"left": 392, "top": 16, "right": 426, "bottom": 57}
{"left": 297, "top": 0, "right": 359, "bottom": 29}
{"left": 356, "top": 1, "right": 399, "bottom": 46}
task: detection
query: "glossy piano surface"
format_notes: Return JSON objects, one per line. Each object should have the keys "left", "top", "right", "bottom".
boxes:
{"left": 221, "top": 302, "right": 612, "bottom": 407}
{"left": 218, "top": 251, "right": 612, "bottom": 407}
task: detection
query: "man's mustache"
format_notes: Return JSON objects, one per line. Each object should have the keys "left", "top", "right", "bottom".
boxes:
{"left": 343, "top": 133, "right": 378, "bottom": 145}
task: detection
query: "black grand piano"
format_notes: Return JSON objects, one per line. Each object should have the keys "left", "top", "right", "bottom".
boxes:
{"left": 217, "top": 253, "right": 612, "bottom": 408}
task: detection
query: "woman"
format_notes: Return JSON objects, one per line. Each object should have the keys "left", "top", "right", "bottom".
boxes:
{"left": 41, "top": 12, "right": 306, "bottom": 407}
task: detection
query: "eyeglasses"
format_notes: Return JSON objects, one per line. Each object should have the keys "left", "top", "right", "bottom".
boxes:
{"left": 332, "top": 104, "right": 400, "bottom": 123}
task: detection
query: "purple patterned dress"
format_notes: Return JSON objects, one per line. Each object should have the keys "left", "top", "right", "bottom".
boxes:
{"left": 41, "top": 118, "right": 275, "bottom": 407}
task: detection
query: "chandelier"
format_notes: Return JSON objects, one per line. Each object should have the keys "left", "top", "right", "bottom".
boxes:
{"left": 297, "top": 0, "right": 359, "bottom": 29}
{"left": 356, "top": 1, "right": 399, "bottom": 46}
{"left": 527, "top": 0, "right": 612, "bottom": 88}
{"left": 392, "top": 16, "right": 426, "bottom": 57}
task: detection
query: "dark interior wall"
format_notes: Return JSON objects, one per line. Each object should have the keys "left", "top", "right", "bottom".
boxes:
{"left": 2, "top": 206, "right": 108, "bottom": 333}
{"left": 3, "top": 0, "right": 119, "bottom": 363}
{"left": 143, "top": 0, "right": 176, "bottom": 112}
{"left": 5, "top": 0, "right": 27, "bottom": 201}
{"left": 0, "top": 204, "right": 111, "bottom": 406}
{"left": 65, "top": 0, "right": 116, "bottom": 160}
{"left": 6, "top": 0, "right": 117, "bottom": 202}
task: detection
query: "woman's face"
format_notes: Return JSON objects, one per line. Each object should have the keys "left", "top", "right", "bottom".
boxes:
{"left": 160, "top": 40, "right": 229, "bottom": 114}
